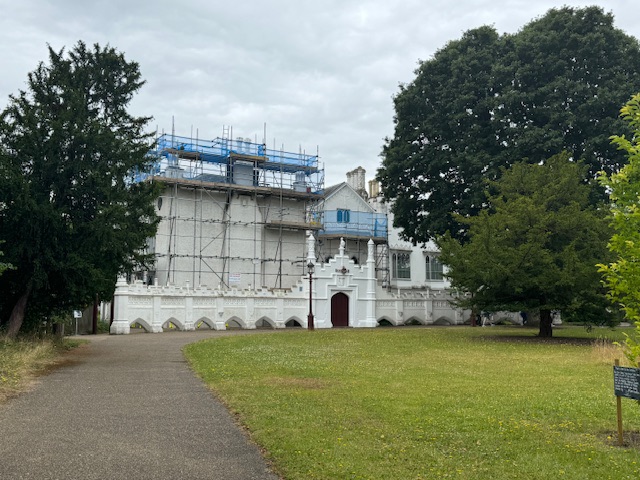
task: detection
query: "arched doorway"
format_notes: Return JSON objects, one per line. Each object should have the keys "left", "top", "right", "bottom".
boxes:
{"left": 331, "top": 292, "right": 349, "bottom": 327}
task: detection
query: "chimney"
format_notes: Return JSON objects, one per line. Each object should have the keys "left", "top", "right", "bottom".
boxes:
{"left": 346, "top": 166, "right": 367, "bottom": 199}
{"left": 368, "top": 179, "right": 380, "bottom": 198}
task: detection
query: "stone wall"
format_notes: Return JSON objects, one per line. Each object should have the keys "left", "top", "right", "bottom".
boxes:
{"left": 111, "top": 237, "right": 466, "bottom": 334}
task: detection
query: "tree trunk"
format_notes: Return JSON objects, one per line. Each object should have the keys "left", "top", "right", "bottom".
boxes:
{"left": 6, "top": 284, "right": 33, "bottom": 339}
{"left": 92, "top": 293, "right": 99, "bottom": 335}
{"left": 470, "top": 307, "right": 478, "bottom": 327}
{"left": 539, "top": 308, "right": 553, "bottom": 338}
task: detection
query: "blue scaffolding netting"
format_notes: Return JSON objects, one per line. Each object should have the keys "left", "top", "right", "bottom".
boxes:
{"left": 159, "top": 134, "right": 317, "bottom": 171}
{"left": 135, "top": 134, "right": 323, "bottom": 191}
{"left": 321, "top": 210, "right": 388, "bottom": 239}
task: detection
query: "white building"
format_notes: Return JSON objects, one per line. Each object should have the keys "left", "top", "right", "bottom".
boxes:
{"left": 111, "top": 139, "right": 466, "bottom": 333}
{"left": 366, "top": 179, "right": 448, "bottom": 292}
{"left": 141, "top": 133, "right": 322, "bottom": 291}
{"left": 320, "top": 166, "right": 449, "bottom": 292}
{"left": 317, "top": 170, "right": 388, "bottom": 282}
{"left": 111, "top": 234, "right": 465, "bottom": 333}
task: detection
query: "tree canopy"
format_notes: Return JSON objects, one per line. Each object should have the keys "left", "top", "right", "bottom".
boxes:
{"left": 378, "top": 6, "right": 640, "bottom": 244}
{"left": 0, "top": 41, "right": 161, "bottom": 337}
{"left": 0, "top": 249, "right": 11, "bottom": 277}
{"left": 438, "top": 153, "right": 612, "bottom": 337}
{"left": 599, "top": 93, "right": 640, "bottom": 362}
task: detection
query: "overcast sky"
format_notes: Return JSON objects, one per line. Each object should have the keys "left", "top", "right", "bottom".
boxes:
{"left": 1, "top": 1, "right": 639, "bottom": 186}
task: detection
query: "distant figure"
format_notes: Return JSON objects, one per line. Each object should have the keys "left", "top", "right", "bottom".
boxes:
{"left": 520, "top": 311, "right": 528, "bottom": 325}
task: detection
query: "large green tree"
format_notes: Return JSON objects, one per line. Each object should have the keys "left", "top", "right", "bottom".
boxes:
{"left": 599, "top": 93, "right": 640, "bottom": 362}
{"left": 438, "top": 153, "right": 611, "bottom": 337}
{"left": 0, "top": 42, "right": 161, "bottom": 338}
{"left": 378, "top": 6, "right": 640, "bottom": 244}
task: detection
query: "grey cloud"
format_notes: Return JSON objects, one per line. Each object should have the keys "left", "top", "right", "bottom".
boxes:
{"left": 1, "top": 0, "right": 639, "bottom": 186}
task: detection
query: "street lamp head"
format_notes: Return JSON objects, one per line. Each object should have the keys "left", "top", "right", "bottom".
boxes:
{"left": 307, "top": 261, "right": 315, "bottom": 274}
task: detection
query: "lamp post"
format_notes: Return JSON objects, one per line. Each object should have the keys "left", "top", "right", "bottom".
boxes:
{"left": 307, "top": 260, "right": 315, "bottom": 331}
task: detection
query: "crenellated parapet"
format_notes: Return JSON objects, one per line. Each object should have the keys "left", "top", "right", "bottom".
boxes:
{"left": 111, "top": 237, "right": 466, "bottom": 334}
{"left": 110, "top": 279, "right": 310, "bottom": 334}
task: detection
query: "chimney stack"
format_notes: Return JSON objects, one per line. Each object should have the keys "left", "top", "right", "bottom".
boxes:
{"left": 346, "top": 166, "right": 367, "bottom": 199}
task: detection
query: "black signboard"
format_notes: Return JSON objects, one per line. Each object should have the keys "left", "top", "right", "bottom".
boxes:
{"left": 613, "top": 366, "right": 640, "bottom": 400}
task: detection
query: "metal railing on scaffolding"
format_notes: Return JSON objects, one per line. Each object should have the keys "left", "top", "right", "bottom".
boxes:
{"left": 135, "top": 134, "right": 324, "bottom": 194}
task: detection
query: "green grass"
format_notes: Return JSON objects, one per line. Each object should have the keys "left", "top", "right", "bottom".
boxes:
{"left": 0, "top": 336, "right": 82, "bottom": 402}
{"left": 185, "top": 326, "right": 640, "bottom": 480}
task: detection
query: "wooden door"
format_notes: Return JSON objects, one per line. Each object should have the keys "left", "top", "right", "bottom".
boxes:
{"left": 331, "top": 293, "right": 349, "bottom": 327}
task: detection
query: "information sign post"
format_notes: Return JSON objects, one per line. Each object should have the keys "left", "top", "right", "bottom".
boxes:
{"left": 613, "top": 359, "right": 640, "bottom": 446}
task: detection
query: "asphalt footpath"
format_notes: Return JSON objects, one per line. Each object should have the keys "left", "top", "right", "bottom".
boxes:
{"left": 0, "top": 330, "right": 281, "bottom": 480}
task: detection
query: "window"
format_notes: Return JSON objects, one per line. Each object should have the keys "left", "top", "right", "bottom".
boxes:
{"left": 337, "top": 209, "right": 350, "bottom": 223}
{"left": 426, "top": 255, "right": 444, "bottom": 281}
{"left": 392, "top": 252, "right": 411, "bottom": 279}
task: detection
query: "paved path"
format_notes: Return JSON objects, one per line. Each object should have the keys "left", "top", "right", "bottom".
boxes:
{"left": 0, "top": 331, "right": 281, "bottom": 480}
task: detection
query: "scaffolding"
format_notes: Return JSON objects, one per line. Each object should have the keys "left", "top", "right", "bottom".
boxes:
{"left": 140, "top": 129, "right": 324, "bottom": 290}
{"left": 138, "top": 133, "right": 322, "bottom": 190}
{"left": 316, "top": 209, "right": 389, "bottom": 287}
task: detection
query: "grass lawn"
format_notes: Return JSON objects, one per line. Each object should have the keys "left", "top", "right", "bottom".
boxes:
{"left": 185, "top": 326, "right": 640, "bottom": 480}
{"left": 0, "top": 337, "right": 81, "bottom": 403}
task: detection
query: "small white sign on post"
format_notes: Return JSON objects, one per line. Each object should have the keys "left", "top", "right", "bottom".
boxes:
{"left": 73, "top": 310, "right": 82, "bottom": 336}
{"left": 229, "top": 273, "right": 241, "bottom": 284}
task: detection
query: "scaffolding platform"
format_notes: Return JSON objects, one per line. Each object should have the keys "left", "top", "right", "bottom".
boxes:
{"left": 137, "top": 133, "right": 324, "bottom": 195}
{"left": 319, "top": 210, "right": 388, "bottom": 241}
{"left": 156, "top": 134, "right": 319, "bottom": 173}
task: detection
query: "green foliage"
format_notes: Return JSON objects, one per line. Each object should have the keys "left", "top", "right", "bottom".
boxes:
{"left": 0, "top": 249, "right": 13, "bottom": 277}
{"left": 0, "top": 41, "right": 161, "bottom": 334}
{"left": 378, "top": 6, "right": 640, "bottom": 244}
{"left": 599, "top": 93, "right": 640, "bottom": 363}
{"left": 185, "top": 328, "right": 640, "bottom": 479}
{"left": 438, "top": 153, "right": 613, "bottom": 336}
{"left": 96, "top": 319, "right": 110, "bottom": 334}
{"left": 616, "top": 322, "right": 640, "bottom": 366}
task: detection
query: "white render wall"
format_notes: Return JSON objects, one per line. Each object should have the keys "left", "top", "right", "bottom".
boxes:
{"left": 151, "top": 185, "right": 310, "bottom": 290}
{"left": 111, "top": 237, "right": 466, "bottom": 334}
{"left": 368, "top": 194, "right": 451, "bottom": 290}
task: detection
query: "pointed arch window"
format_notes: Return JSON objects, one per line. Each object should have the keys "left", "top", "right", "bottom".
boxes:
{"left": 426, "top": 254, "right": 444, "bottom": 281}
{"left": 392, "top": 251, "right": 411, "bottom": 279}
